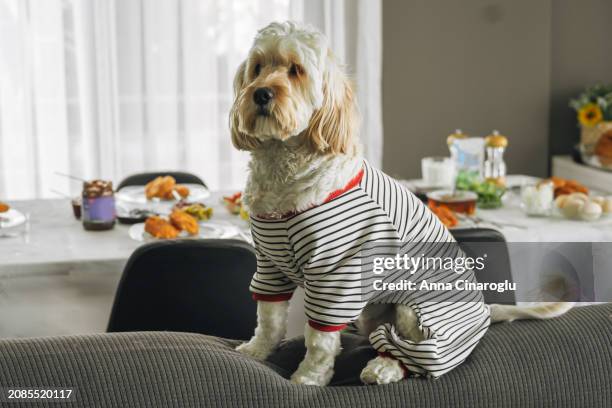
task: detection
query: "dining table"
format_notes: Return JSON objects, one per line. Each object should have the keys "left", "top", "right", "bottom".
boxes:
{"left": 0, "top": 191, "right": 250, "bottom": 278}
{"left": 1, "top": 180, "right": 610, "bottom": 339}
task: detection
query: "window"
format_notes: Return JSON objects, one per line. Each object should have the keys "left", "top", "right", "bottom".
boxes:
{"left": 0, "top": 0, "right": 293, "bottom": 198}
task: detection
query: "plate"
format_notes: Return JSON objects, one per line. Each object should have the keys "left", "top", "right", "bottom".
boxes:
{"left": 0, "top": 209, "right": 26, "bottom": 229}
{"left": 116, "top": 184, "right": 210, "bottom": 205}
{"left": 128, "top": 221, "right": 242, "bottom": 242}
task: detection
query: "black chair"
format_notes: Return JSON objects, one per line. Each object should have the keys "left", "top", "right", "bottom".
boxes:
{"left": 107, "top": 239, "right": 256, "bottom": 340}
{"left": 451, "top": 227, "right": 515, "bottom": 304}
{"left": 117, "top": 171, "right": 207, "bottom": 190}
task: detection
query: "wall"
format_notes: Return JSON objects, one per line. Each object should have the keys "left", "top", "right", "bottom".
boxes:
{"left": 382, "top": 0, "right": 552, "bottom": 179}
{"left": 549, "top": 0, "right": 612, "bottom": 159}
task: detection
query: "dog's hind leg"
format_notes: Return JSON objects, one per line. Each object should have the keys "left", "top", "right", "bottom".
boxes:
{"left": 360, "top": 305, "right": 422, "bottom": 385}
{"left": 355, "top": 303, "right": 396, "bottom": 336}
{"left": 395, "top": 304, "right": 425, "bottom": 342}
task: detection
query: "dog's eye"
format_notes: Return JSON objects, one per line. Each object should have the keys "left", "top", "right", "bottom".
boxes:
{"left": 289, "top": 63, "right": 302, "bottom": 77}
{"left": 254, "top": 64, "right": 261, "bottom": 76}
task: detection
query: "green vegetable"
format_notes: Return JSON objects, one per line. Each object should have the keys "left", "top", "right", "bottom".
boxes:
{"left": 455, "top": 172, "right": 505, "bottom": 209}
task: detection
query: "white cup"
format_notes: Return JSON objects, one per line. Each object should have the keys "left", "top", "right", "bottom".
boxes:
{"left": 421, "top": 157, "right": 455, "bottom": 188}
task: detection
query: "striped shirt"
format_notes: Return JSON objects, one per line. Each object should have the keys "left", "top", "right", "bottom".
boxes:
{"left": 249, "top": 160, "right": 490, "bottom": 377}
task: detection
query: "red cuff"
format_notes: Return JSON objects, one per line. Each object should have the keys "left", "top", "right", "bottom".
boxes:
{"left": 308, "top": 320, "right": 348, "bottom": 332}
{"left": 251, "top": 292, "right": 293, "bottom": 302}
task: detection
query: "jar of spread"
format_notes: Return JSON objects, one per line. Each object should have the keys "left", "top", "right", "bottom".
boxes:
{"left": 82, "top": 180, "right": 116, "bottom": 231}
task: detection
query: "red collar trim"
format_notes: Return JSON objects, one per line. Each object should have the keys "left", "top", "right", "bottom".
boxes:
{"left": 323, "top": 168, "right": 364, "bottom": 203}
{"left": 255, "top": 168, "right": 364, "bottom": 220}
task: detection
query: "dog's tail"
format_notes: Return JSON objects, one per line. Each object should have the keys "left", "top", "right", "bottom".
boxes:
{"left": 489, "top": 302, "right": 574, "bottom": 323}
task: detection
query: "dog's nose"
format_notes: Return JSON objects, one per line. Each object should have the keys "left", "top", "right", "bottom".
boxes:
{"left": 253, "top": 87, "right": 274, "bottom": 106}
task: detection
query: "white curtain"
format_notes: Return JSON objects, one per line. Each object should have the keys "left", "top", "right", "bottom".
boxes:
{"left": 0, "top": 0, "right": 381, "bottom": 200}
{"left": 295, "top": 0, "right": 383, "bottom": 169}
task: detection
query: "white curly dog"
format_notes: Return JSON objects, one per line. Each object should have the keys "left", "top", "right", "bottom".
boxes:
{"left": 230, "top": 21, "right": 572, "bottom": 386}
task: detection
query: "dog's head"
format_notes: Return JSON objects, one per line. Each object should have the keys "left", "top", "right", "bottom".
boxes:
{"left": 230, "top": 21, "right": 358, "bottom": 154}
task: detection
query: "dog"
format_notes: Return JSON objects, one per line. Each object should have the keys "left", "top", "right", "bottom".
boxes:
{"left": 230, "top": 21, "right": 573, "bottom": 386}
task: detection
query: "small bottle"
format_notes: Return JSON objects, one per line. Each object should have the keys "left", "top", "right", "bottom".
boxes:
{"left": 484, "top": 130, "right": 508, "bottom": 186}
{"left": 82, "top": 180, "right": 116, "bottom": 231}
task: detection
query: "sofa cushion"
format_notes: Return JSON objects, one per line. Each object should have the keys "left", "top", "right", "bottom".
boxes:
{"left": 0, "top": 304, "right": 610, "bottom": 407}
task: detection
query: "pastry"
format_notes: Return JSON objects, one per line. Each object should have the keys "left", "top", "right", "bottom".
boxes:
{"left": 169, "top": 210, "right": 199, "bottom": 236}
{"left": 560, "top": 198, "right": 584, "bottom": 219}
{"left": 554, "top": 195, "right": 569, "bottom": 209}
{"left": 145, "top": 216, "right": 179, "bottom": 239}
{"left": 580, "top": 201, "right": 602, "bottom": 221}
{"left": 145, "top": 176, "right": 191, "bottom": 200}
{"left": 0, "top": 202, "right": 9, "bottom": 213}
{"left": 173, "top": 185, "right": 190, "bottom": 199}
{"left": 602, "top": 198, "right": 612, "bottom": 214}
{"left": 547, "top": 177, "right": 588, "bottom": 198}
{"left": 145, "top": 176, "right": 175, "bottom": 199}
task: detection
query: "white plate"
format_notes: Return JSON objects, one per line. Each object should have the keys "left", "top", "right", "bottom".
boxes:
{"left": 128, "top": 221, "right": 241, "bottom": 242}
{"left": 0, "top": 209, "right": 26, "bottom": 229}
{"left": 116, "top": 184, "right": 210, "bottom": 205}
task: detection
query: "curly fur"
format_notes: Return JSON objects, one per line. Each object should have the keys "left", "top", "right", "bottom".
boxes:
{"left": 232, "top": 21, "right": 572, "bottom": 387}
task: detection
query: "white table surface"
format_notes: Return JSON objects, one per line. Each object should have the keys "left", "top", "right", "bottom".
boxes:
{"left": 402, "top": 175, "right": 612, "bottom": 242}
{"left": 0, "top": 191, "right": 249, "bottom": 277}
{"left": 3, "top": 185, "right": 612, "bottom": 282}
{"left": 471, "top": 193, "right": 612, "bottom": 242}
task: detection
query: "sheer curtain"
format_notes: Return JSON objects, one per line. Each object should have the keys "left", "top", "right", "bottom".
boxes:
{"left": 0, "top": 0, "right": 381, "bottom": 200}
{"left": 297, "top": 0, "right": 383, "bottom": 169}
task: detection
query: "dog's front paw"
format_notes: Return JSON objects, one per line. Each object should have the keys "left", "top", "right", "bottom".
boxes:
{"left": 235, "top": 340, "right": 272, "bottom": 361}
{"left": 290, "top": 366, "right": 333, "bottom": 386}
{"left": 360, "top": 356, "right": 405, "bottom": 385}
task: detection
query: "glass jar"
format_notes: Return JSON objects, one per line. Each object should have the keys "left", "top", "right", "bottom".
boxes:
{"left": 421, "top": 156, "right": 455, "bottom": 188}
{"left": 82, "top": 180, "right": 116, "bottom": 231}
{"left": 520, "top": 181, "right": 553, "bottom": 217}
{"left": 447, "top": 129, "right": 485, "bottom": 190}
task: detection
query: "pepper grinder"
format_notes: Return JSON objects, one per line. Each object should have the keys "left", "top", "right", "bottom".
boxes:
{"left": 484, "top": 130, "right": 508, "bottom": 186}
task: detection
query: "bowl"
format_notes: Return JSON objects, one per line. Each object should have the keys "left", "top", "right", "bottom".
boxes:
{"left": 427, "top": 190, "right": 478, "bottom": 215}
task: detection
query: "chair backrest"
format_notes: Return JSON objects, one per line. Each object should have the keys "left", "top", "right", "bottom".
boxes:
{"left": 117, "top": 171, "right": 207, "bottom": 190}
{"left": 450, "top": 227, "right": 515, "bottom": 304}
{"left": 107, "top": 239, "right": 257, "bottom": 339}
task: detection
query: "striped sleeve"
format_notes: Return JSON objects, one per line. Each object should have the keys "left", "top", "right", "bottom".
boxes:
{"left": 303, "top": 260, "right": 369, "bottom": 328}
{"left": 249, "top": 249, "right": 296, "bottom": 301}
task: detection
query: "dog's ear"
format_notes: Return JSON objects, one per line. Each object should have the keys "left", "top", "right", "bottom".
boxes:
{"left": 230, "top": 60, "right": 261, "bottom": 151}
{"left": 304, "top": 52, "right": 359, "bottom": 154}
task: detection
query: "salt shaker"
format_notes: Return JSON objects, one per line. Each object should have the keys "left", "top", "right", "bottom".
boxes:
{"left": 484, "top": 130, "right": 508, "bottom": 186}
